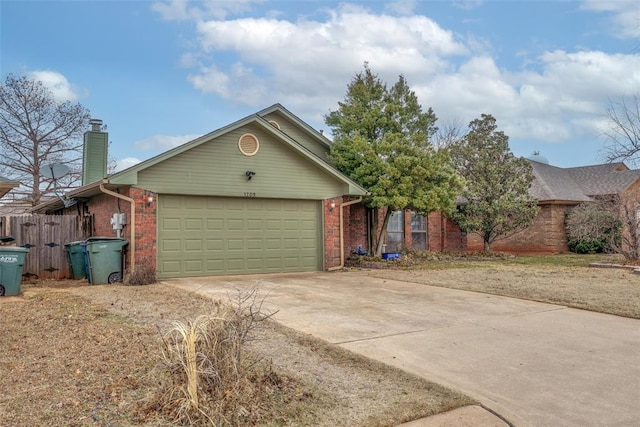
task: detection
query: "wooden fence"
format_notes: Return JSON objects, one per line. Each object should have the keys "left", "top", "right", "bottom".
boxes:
{"left": 0, "top": 215, "right": 92, "bottom": 280}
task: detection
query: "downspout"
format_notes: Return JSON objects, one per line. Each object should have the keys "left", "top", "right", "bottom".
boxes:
{"left": 99, "top": 184, "right": 136, "bottom": 270}
{"left": 328, "top": 196, "right": 363, "bottom": 271}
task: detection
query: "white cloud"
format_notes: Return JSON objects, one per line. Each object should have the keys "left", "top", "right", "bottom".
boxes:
{"left": 28, "top": 70, "right": 79, "bottom": 102}
{"left": 133, "top": 134, "right": 200, "bottom": 151}
{"left": 580, "top": 0, "right": 640, "bottom": 39}
{"left": 114, "top": 157, "right": 142, "bottom": 172}
{"left": 157, "top": 1, "right": 640, "bottom": 154}
{"left": 385, "top": 0, "right": 417, "bottom": 16}
{"left": 152, "top": 0, "right": 262, "bottom": 21}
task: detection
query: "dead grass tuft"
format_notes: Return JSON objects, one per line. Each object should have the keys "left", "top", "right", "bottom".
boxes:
{"left": 124, "top": 258, "right": 157, "bottom": 286}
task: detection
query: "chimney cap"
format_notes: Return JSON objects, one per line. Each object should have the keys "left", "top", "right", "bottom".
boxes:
{"left": 89, "top": 118, "right": 103, "bottom": 131}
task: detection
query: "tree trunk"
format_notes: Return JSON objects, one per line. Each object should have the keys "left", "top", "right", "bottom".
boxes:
{"left": 375, "top": 208, "right": 394, "bottom": 257}
{"left": 483, "top": 239, "right": 490, "bottom": 252}
{"left": 369, "top": 207, "right": 378, "bottom": 256}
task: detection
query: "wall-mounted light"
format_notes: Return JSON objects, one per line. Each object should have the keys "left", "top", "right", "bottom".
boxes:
{"left": 245, "top": 171, "right": 256, "bottom": 180}
{"left": 144, "top": 191, "right": 155, "bottom": 207}
{"left": 329, "top": 200, "right": 336, "bottom": 212}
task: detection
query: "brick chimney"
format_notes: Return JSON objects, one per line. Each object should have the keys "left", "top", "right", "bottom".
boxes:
{"left": 82, "top": 119, "right": 108, "bottom": 185}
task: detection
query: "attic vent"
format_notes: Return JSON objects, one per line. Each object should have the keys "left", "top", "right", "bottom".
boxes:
{"left": 268, "top": 120, "right": 281, "bottom": 130}
{"left": 238, "top": 133, "right": 259, "bottom": 156}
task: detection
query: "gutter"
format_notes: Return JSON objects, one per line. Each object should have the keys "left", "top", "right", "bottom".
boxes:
{"left": 99, "top": 184, "right": 136, "bottom": 270}
{"left": 327, "top": 196, "right": 363, "bottom": 271}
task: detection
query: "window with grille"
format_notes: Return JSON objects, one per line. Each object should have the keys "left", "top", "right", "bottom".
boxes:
{"left": 386, "top": 210, "right": 404, "bottom": 252}
{"left": 411, "top": 212, "right": 427, "bottom": 250}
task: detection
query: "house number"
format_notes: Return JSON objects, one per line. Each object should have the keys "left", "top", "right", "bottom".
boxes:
{"left": 244, "top": 192, "right": 256, "bottom": 198}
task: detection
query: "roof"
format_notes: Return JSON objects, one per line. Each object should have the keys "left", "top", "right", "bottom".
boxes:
{"left": 528, "top": 160, "right": 640, "bottom": 203}
{"left": 0, "top": 175, "right": 19, "bottom": 199}
{"left": 31, "top": 104, "right": 367, "bottom": 213}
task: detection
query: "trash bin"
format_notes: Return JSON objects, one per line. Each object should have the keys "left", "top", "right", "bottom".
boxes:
{"left": 83, "top": 237, "right": 128, "bottom": 285}
{"left": 0, "top": 246, "right": 29, "bottom": 296}
{"left": 65, "top": 241, "right": 86, "bottom": 279}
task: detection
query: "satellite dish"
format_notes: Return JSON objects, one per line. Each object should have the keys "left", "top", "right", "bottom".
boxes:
{"left": 41, "top": 163, "right": 75, "bottom": 207}
{"left": 41, "top": 163, "right": 70, "bottom": 180}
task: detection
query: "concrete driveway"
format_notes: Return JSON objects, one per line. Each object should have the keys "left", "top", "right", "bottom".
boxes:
{"left": 167, "top": 271, "right": 640, "bottom": 427}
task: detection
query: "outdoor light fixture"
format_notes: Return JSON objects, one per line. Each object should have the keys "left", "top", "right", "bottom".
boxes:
{"left": 245, "top": 171, "right": 256, "bottom": 180}
{"left": 144, "top": 191, "right": 155, "bottom": 207}
{"left": 329, "top": 200, "right": 336, "bottom": 212}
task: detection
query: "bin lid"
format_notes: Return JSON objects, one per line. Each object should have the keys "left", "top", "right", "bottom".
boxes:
{"left": 0, "top": 246, "right": 29, "bottom": 253}
{"left": 85, "top": 236, "right": 127, "bottom": 242}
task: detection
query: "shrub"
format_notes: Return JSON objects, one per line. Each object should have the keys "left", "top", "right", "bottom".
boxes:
{"left": 124, "top": 258, "right": 157, "bottom": 286}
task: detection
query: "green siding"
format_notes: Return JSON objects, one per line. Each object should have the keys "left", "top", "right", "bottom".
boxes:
{"left": 157, "top": 195, "right": 321, "bottom": 278}
{"left": 261, "top": 111, "right": 331, "bottom": 161}
{"left": 136, "top": 123, "right": 346, "bottom": 199}
{"left": 82, "top": 131, "right": 108, "bottom": 185}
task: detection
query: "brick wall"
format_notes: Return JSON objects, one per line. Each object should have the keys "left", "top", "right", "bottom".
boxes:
{"left": 62, "top": 186, "right": 157, "bottom": 272}
{"left": 323, "top": 197, "right": 341, "bottom": 268}
{"left": 466, "top": 203, "right": 571, "bottom": 253}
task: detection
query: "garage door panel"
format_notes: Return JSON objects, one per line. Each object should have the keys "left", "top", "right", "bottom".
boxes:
{"left": 158, "top": 196, "right": 321, "bottom": 277}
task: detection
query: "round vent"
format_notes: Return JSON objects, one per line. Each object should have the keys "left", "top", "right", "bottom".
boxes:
{"left": 268, "top": 120, "right": 281, "bottom": 130}
{"left": 238, "top": 133, "right": 259, "bottom": 156}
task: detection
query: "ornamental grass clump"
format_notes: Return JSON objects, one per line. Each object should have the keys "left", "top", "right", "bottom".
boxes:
{"left": 153, "top": 289, "right": 274, "bottom": 426}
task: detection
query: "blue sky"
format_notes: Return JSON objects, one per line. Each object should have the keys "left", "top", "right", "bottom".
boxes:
{"left": 2, "top": 0, "right": 639, "bottom": 170}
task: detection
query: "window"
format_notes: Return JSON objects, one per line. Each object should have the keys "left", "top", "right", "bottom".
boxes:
{"left": 411, "top": 212, "right": 427, "bottom": 250}
{"left": 386, "top": 210, "right": 404, "bottom": 252}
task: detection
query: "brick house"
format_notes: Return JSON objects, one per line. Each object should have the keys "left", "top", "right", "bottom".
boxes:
{"left": 466, "top": 158, "right": 640, "bottom": 253}
{"left": 32, "top": 105, "right": 375, "bottom": 278}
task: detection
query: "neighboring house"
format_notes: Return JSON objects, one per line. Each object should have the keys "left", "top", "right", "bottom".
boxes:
{"left": 31, "top": 104, "right": 370, "bottom": 278}
{"left": 466, "top": 156, "right": 640, "bottom": 253}
{"left": 0, "top": 176, "right": 19, "bottom": 200}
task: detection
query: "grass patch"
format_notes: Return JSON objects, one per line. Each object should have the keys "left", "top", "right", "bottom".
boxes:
{"left": 370, "top": 253, "right": 640, "bottom": 319}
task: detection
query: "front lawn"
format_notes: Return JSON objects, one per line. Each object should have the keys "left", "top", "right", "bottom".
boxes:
{"left": 370, "top": 254, "right": 640, "bottom": 319}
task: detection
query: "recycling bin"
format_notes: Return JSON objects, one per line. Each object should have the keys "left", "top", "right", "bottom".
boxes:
{"left": 65, "top": 241, "right": 86, "bottom": 279}
{"left": 83, "top": 237, "right": 128, "bottom": 285}
{"left": 0, "top": 246, "right": 29, "bottom": 296}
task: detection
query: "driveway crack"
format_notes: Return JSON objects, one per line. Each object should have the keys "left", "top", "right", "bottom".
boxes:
{"left": 334, "top": 329, "right": 428, "bottom": 344}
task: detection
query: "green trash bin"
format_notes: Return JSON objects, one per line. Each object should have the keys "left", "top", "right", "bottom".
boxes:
{"left": 0, "top": 246, "right": 29, "bottom": 296}
{"left": 65, "top": 241, "right": 86, "bottom": 280}
{"left": 84, "top": 237, "right": 129, "bottom": 285}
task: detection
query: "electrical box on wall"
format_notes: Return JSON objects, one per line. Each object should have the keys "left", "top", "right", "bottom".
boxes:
{"left": 110, "top": 213, "right": 126, "bottom": 230}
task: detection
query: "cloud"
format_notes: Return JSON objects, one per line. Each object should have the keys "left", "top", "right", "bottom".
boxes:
{"left": 385, "top": 0, "right": 417, "bottom": 15}
{"left": 580, "top": 0, "right": 640, "bottom": 39}
{"left": 114, "top": 157, "right": 142, "bottom": 172}
{"left": 133, "top": 134, "right": 200, "bottom": 151}
{"left": 152, "top": 0, "right": 262, "bottom": 21}
{"left": 186, "top": 6, "right": 466, "bottom": 112}
{"left": 28, "top": 70, "right": 79, "bottom": 102}
{"left": 155, "top": 1, "right": 640, "bottom": 152}
{"left": 452, "top": 0, "right": 484, "bottom": 11}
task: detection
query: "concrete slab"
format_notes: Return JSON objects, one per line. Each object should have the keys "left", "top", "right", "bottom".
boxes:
{"left": 166, "top": 271, "right": 640, "bottom": 427}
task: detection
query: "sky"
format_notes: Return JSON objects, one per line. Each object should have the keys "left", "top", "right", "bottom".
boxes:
{"left": 1, "top": 0, "right": 639, "bottom": 171}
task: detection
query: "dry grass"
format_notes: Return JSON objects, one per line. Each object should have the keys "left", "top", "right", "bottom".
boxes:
{"left": 0, "top": 280, "right": 473, "bottom": 426}
{"left": 371, "top": 254, "right": 640, "bottom": 319}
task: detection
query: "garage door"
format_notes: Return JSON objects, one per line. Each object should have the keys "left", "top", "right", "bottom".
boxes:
{"left": 157, "top": 196, "right": 321, "bottom": 278}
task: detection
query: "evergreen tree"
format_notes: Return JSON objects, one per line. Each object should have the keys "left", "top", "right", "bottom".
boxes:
{"left": 450, "top": 114, "right": 539, "bottom": 251}
{"left": 326, "top": 65, "right": 461, "bottom": 255}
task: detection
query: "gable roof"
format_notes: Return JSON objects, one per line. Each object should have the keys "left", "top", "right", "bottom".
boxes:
{"left": 528, "top": 160, "right": 640, "bottom": 203}
{"left": 0, "top": 175, "right": 19, "bottom": 199}
{"left": 31, "top": 104, "right": 366, "bottom": 213}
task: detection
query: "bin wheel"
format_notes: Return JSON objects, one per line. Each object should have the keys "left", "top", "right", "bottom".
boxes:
{"left": 0, "top": 285, "right": 4, "bottom": 296}
{"left": 108, "top": 272, "right": 122, "bottom": 284}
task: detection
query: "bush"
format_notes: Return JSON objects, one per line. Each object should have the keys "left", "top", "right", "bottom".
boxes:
{"left": 124, "top": 258, "right": 157, "bottom": 285}
{"left": 568, "top": 237, "right": 609, "bottom": 254}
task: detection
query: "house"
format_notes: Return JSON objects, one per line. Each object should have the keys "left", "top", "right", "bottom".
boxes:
{"left": 0, "top": 176, "right": 19, "bottom": 200}
{"left": 466, "top": 156, "right": 640, "bottom": 253}
{"left": 31, "top": 104, "right": 372, "bottom": 278}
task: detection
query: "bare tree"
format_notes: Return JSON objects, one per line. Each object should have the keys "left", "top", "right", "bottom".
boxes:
{"left": 432, "top": 118, "right": 465, "bottom": 149}
{"left": 0, "top": 74, "right": 90, "bottom": 206}
{"left": 603, "top": 94, "right": 640, "bottom": 167}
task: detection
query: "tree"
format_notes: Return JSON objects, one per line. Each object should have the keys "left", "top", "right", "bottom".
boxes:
{"left": 0, "top": 74, "right": 90, "bottom": 206}
{"left": 566, "top": 198, "right": 622, "bottom": 254}
{"left": 449, "top": 114, "right": 539, "bottom": 251}
{"left": 326, "top": 65, "right": 462, "bottom": 256}
{"left": 603, "top": 94, "right": 640, "bottom": 166}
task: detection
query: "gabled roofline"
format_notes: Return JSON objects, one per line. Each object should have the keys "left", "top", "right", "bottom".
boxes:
{"left": 30, "top": 106, "right": 367, "bottom": 213}
{"left": 257, "top": 103, "right": 332, "bottom": 150}
{"left": 0, "top": 178, "right": 20, "bottom": 199}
